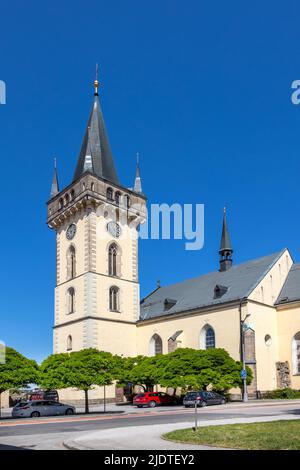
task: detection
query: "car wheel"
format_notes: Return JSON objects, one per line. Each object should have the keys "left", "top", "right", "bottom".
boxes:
{"left": 200, "top": 401, "right": 207, "bottom": 407}
{"left": 31, "top": 411, "right": 40, "bottom": 418}
{"left": 221, "top": 399, "right": 226, "bottom": 405}
{"left": 148, "top": 401, "right": 156, "bottom": 408}
{"left": 137, "top": 405, "right": 142, "bottom": 408}
{"left": 184, "top": 405, "right": 190, "bottom": 408}
{"left": 65, "top": 408, "right": 74, "bottom": 415}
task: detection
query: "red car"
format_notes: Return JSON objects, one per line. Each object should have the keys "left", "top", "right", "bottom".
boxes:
{"left": 133, "top": 392, "right": 178, "bottom": 408}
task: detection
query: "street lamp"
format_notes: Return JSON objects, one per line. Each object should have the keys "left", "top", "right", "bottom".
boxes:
{"left": 241, "top": 314, "right": 251, "bottom": 402}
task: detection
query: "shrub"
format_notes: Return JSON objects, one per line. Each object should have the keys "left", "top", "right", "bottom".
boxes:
{"left": 264, "top": 388, "right": 300, "bottom": 399}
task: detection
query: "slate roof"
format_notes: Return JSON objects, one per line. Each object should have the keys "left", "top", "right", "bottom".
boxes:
{"left": 139, "top": 250, "right": 285, "bottom": 321}
{"left": 275, "top": 263, "right": 300, "bottom": 305}
{"left": 73, "top": 94, "right": 119, "bottom": 185}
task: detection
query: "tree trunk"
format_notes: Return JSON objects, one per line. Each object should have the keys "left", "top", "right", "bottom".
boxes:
{"left": 84, "top": 389, "right": 89, "bottom": 414}
{"left": 0, "top": 391, "right": 2, "bottom": 419}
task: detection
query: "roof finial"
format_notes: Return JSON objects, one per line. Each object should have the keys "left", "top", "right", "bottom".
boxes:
{"left": 133, "top": 152, "right": 143, "bottom": 193}
{"left": 219, "top": 206, "right": 233, "bottom": 272}
{"left": 224, "top": 206, "right": 226, "bottom": 214}
{"left": 50, "top": 157, "right": 59, "bottom": 198}
{"left": 136, "top": 152, "right": 139, "bottom": 165}
{"left": 94, "top": 63, "right": 99, "bottom": 96}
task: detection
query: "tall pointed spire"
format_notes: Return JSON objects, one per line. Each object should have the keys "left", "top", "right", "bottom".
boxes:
{"left": 73, "top": 68, "right": 119, "bottom": 185}
{"left": 50, "top": 158, "right": 59, "bottom": 198}
{"left": 219, "top": 207, "right": 233, "bottom": 272}
{"left": 133, "top": 152, "right": 143, "bottom": 193}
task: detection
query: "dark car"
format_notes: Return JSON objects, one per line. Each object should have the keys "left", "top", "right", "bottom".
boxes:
{"left": 183, "top": 391, "right": 226, "bottom": 407}
{"left": 133, "top": 392, "right": 178, "bottom": 408}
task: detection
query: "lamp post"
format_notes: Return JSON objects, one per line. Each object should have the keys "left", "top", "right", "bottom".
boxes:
{"left": 241, "top": 314, "right": 251, "bottom": 402}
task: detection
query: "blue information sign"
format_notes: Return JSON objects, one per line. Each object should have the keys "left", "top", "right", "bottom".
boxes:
{"left": 240, "top": 369, "right": 247, "bottom": 379}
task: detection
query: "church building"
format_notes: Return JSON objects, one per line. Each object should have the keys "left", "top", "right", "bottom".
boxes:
{"left": 47, "top": 77, "right": 300, "bottom": 402}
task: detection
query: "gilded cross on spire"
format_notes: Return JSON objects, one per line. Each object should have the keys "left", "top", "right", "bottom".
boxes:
{"left": 94, "top": 63, "right": 99, "bottom": 96}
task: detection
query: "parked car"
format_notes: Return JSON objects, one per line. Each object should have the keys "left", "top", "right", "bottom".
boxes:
{"left": 133, "top": 392, "right": 178, "bottom": 408}
{"left": 12, "top": 400, "right": 75, "bottom": 418}
{"left": 183, "top": 391, "right": 226, "bottom": 407}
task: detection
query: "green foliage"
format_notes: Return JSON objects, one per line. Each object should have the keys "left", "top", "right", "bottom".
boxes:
{"left": 0, "top": 347, "right": 39, "bottom": 394}
{"left": 39, "top": 348, "right": 120, "bottom": 392}
{"left": 118, "top": 348, "right": 253, "bottom": 393}
{"left": 264, "top": 388, "right": 300, "bottom": 399}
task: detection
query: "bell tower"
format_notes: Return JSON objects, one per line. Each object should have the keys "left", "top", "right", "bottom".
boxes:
{"left": 47, "top": 72, "right": 147, "bottom": 357}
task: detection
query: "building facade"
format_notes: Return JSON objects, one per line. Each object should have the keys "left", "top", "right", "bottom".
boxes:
{"left": 47, "top": 79, "right": 300, "bottom": 402}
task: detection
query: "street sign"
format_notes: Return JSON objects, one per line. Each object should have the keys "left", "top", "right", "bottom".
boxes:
{"left": 240, "top": 369, "right": 247, "bottom": 379}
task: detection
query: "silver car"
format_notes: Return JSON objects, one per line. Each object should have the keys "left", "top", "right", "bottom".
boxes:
{"left": 12, "top": 400, "right": 75, "bottom": 418}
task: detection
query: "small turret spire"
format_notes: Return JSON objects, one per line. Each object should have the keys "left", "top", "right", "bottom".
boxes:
{"left": 94, "top": 63, "right": 99, "bottom": 96}
{"left": 133, "top": 152, "right": 143, "bottom": 193}
{"left": 50, "top": 157, "right": 59, "bottom": 198}
{"left": 219, "top": 206, "right": 233, "bottom": 272}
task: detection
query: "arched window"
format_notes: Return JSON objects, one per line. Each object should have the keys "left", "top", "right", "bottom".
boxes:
{"left": 64, "top": 194, "right": 69, "bottom": 206}
{"left": 67, "top": 287, "right": 75, "bottom": 314}
{"left": 149, "top": 334, "right": 163, "bottom": 356}
{"left": 292, "top": 332, "right": 300, "bottom": 375}
{"left": 115, "top": 191, "right": 121, "bottom": 206}
{"left": 91, "top": 182, "right": 95, "bottom": 191}
{"left": 67, "top": 335, "right": 72, "bottom": 351}
{"left": 67, "top": 245, "right": 76, "bottom": 279}
{"left": 59, "top": 198, "right": 63, "bottom": 210}
{"left": 109, "top": 286, "right": 119, "bottom": 312}
{"left": 108, "top": 243, "right": 120, "bottom": 277}
{"left": 200, "top": 325, "right": 216, "bottom": 349}
{"left": 107, "top": 187, "right": 113, "bottom": 201}
{"left": 70, "top": 189, "right": 75, "bottom": 200}
{"left": 125, "top": 195, "right": 130, "bottom": 209}
{"left": 82, "top": 182, "right": 86, "bottom": 191}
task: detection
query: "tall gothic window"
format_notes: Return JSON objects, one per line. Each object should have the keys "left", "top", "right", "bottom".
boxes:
{"left": 109, "top": 286, "right": 119, "bottom": 312}
{"left": 67, "top": 245, "right": 76, "bottom": 279}
{"left": 200, "top": 325, "right": 216, "bottom": 349}
{"left": 67, "top": 335, "right": 73, "bottom": 351}
{"left": 108, "top": 243, "right": 119, "bottom": 277}
{"left": 149, "top": 334, "right": 163, "bottom": 356}
{"left": 205, "top": 327, "right": 215, "bottom": 349}
{"left": 67, "top": 287, "right": 75, "bottom": 314}
{"left": 115, "top": 191, "right": 121, "bottom": 206}
{"left": 107, "top": 187, "right": 113, "bottom": 201}
{"left": 292, "top": 332, "right": 300, "bottom": 375}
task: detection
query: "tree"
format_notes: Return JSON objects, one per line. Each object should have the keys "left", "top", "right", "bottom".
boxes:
{"left": 39, "top": 349, "right": 121, "bottom": 413}
{"left": 118, "top": 355, "right": 160, "bottom": 392}
{"left": 156, "top": 348, "right": 253, "bottom": 393}
{"left": 118, "top": 348, "right": 252, "bottom": 395}
{"left": 0, "top": 347, "right": 39, "bottom": 417}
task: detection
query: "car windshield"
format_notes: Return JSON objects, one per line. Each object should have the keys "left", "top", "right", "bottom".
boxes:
{"left": 185, "top": 392, "right": 199, "bottom": 398}
{"left": 15, "top": 402, "right": 28, "bottom": 408}
{"left": 135, "top": 394, "right": 145, "bottom": 398}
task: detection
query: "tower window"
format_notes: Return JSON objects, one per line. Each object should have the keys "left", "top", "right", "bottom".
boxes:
{"left": 67, "top": 287, "right": 75, "bottom": 314}
{"left": 59, "top": 198, "right": 63, "bottom": 210}
{"left": 109, "top": 286, "right": 120, "bottom": 312}
{"left": 70, "top": 189, "right": 75, "bottom": 200}
{"left": 125, "top": 195, "right": 130, "bottom": 208}
{"left": 149, "top": 334, "right": 163, "bottom": 356}
{"left": 64, "top": 194, "right": 69, "bottom": 206}
{"left": 67, "top": 245, "right": 76, "bottom": 280}
{"left": 91, "top": 182, "right": 95, "bottom": 191}
{"left": 67, "top": 335, "right": 73, "bottom": 351}
{"left": 108, "top": 243, "right": 120, "bottom": 277}
{"left": 115, "top": 191, "right": 121, "bottom": 206}
{"left": 107, "top": 187, "right": 113, "bottom": 201}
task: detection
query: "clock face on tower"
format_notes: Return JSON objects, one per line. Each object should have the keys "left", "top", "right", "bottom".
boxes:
{"left": 107, "top": 221, "right": 121, "bottom": 238}
{"left": 66, "top": 223, "right": 77, "bottom": 240}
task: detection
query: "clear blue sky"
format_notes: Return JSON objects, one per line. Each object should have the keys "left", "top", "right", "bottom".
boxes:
{"left": 1, "top": 1, "right": 300, "bottom": 362}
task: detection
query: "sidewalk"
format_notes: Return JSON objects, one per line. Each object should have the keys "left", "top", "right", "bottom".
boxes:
{"left": 63, "top": 413, "right": 300, "bottom": 450}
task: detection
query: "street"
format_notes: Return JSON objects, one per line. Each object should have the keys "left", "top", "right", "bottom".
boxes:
{"left": 0, "top": 400, "right": 299, "bottom": 450}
